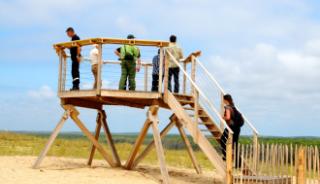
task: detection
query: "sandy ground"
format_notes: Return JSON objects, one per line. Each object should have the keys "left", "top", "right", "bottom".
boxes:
{"left": 0, "top": 156, "right": 223, "bottom": 184}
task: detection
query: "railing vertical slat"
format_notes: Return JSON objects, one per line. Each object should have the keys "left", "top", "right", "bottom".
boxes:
{"left": 158, "top": 47, "right": 164, "bottom": 94}
{"left": 96, "top": 44, "right": 102, "bottom": 95}
{"left": 144, "top": 65, "right": 148, "bottom": 91}
{"left": 183, "top": 62, "right": 187, "bottom": 95}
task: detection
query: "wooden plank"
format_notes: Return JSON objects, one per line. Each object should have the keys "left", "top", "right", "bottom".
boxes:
{"left": 66, "top": 106, "right": 116, "bottom": 167}
{"left": 100, "top": 110, "right": 121, "bottom": 167}
{"left": 100, "top": 90, "right": 160, "bottom": 99}
{"left": 183, "top": 62, "right": 187, "bottom": 95}
{"left": 149, "top": 107, "right": 170, "bottom": 184}
{"left": 33, "top": 110, "right": 69, "bottom": 168}
{"left": 87, "top": 113, "right": 102, "bottom": 166}
{"left": 125, "top": 119, "right": 151, "bottom": 169}
{"left": 132, "top": 119, "right": 176, "bottom": 169}
{"left": 163, "top": 50, "right": 170, "bottom": 103}
{"left": 176, "top": 121, "right": 202, "bottom": 174}
{"left": 61, "top": 98, "right": 103, "bottom": 110}
{"left": 53, "top": 37, "right": 170, "bottom": 49}
{"left": 158, "top": 47, "right": 164, "bottom": 94}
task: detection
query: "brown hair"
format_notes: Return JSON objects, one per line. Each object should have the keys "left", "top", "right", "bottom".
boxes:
{"left": 223, "top": 94, "right": 234, "bottom": 106}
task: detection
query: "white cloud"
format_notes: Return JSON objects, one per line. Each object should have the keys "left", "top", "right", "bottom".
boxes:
{"left": 115, "top": 16, "right": 147, "bottom": 36}
{"left": 27, "top": 85, "right": 55, "bottom": 99}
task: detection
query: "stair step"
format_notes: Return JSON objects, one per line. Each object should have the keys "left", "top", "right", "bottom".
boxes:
{"left": 198, "top": 121, "right": 213, "bottom": 125}
{"left": 178, "top": 99, "right": 194, "bottom": 104}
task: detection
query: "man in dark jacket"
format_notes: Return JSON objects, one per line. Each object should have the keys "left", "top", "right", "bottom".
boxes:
{"left": 66, "top": 27, "right": 81, "bottom": 90}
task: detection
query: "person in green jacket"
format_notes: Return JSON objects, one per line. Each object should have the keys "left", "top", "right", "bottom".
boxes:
{"left": 115, "top": 34, "right": 141, "bottom": 90}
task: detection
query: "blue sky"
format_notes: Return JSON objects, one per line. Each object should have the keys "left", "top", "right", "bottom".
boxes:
{"left": 0, "top": 0, "right": 320, "bottom": 136}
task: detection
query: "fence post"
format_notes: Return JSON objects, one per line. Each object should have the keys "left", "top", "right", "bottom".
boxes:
{"left": 296, "top": 147, "right": 306, "bottom": 184}
{"left": 226, "top": 132, "right": 233, "bottom": 184}
{"left": 253, "top": 132, "right": 258, "bottom": 173}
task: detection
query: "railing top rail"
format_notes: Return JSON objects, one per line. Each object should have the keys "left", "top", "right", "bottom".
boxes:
{"left": 54, "top": 37, "right": 170, "bottom": 49}
{"left": 165, "top": 49, "right": 233, "bottom": 134}
{"left": 72, "top": 56, "right": 153, "bottom": 67}
{"left": 195, "top": 58, "right": 259, "bottom": 135}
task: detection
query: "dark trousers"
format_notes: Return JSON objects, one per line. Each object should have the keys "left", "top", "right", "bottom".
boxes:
{"left": 220, "top": 127, "right": 241, "bottom": 167}
{"left": 151, "top": 74, "right": 159, "bottom": 92}
{"left": 71, "top": 56, "right": 80, "bottom": 89}
{"left": 168, "top": 67, "right": 180, "bottom": 93}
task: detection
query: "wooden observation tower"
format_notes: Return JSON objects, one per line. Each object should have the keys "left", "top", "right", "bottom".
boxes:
{"left": 33, "top": 38, "right": 259, "bottom": 184}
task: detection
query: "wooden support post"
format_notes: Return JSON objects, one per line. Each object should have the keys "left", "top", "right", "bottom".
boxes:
{"left": 158, "top": 47, "right": 164, "bottom": 94}
{"left": 125, "top": 119, "right": 151, "bottom": 169}
{"left": 58, "top": 49, "right": 63, "bottom": 93}
{"left": 176, "top": 121, "right": 202, "bottom": 174}
{"left": 144, "top": 65, "right": 148, "bottom": 91}
{"left": 163, "top": 49, "right": 170, "bottom": 103}
{"left": 100, "top": 110, "right": 121, "bottom": 166}
{"left": 296, "top": 147, "right": 306, "bottom": 184}
{"left": 226, "top": 132, "right": 233, "bottom": 184}
{"left": 96, "top": 44, "right": 102, "bottom": 95}
{"left": 183, "top": 62, "right": 187, "bottom": 95}
{"left": 191, "top": 55, "right": 196, "bottom": 94}
{"left": 132, "top": 118, "right": 176, "bottom": 169}
{"left": 87, "top": 112, "right": 102, "bottom": 166}
{"left": 33, "top": 110, "right": 70, "bottom": 169}
{"left": 62, "top": 55, "right": 67, "bottom": 92}
{"left": 66, "top": 105, "right": 116, "bottom": 167}
{"left": 149, "top": 106, "right": 170, "bottom": 184}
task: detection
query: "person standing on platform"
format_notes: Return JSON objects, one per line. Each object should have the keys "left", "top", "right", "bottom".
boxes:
{"left": 166, "top": 35, "right": 184, "bottom": 93}
{"left": 66, "top": 27, "right": 81, "bottom": 90}
{"left": 90, "top": 44, "right": 99, "bottom": 89}
{"left": 151, "top": 49, "right": 161, "bottom": 92}
{"left": 116, "top": 34, "right": 141, "bottom": 91}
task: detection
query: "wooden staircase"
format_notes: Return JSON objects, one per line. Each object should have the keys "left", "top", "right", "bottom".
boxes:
{"left": 166, "top": 92, "right": 226, "bottom": 176}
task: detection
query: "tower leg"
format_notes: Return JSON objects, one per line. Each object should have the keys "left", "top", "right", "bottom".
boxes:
{"left": 125, "top": 118, "right": 151, "bottom": 169}
{"left": 87, "top": 112, "right": 102, "bottom": 166}
{"left": 33, "top": 110, "right": 70, "bottom": 169}
{"left": 66, "top": 105, "right": 116, "bottom": 167}
{"left": 176, "top": 121, "right": 202, "bottom": 174}
{"left": 132, "top": 117, "right": 176, "bottom": 169}
{"left": 100, "top": 110, "right": 121, "bottom": 166}
{"left": 149, "top": 106, "right": 170, "bottom": 184}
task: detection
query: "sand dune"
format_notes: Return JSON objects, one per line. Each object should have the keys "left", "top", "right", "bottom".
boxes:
{"left": 0, "top": 156, "right": 222, "bottom": 184}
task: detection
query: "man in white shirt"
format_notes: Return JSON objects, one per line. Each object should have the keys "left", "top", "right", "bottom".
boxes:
{"left": 90, "top": 44, "right": 99, "bottom": 89}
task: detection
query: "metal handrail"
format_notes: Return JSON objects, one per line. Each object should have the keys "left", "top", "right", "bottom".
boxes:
{"left": 165, "top": 49, "right": 233, "bottom": 134}
{"left": 195, "top": 58, "right": 259, "bottom": 135}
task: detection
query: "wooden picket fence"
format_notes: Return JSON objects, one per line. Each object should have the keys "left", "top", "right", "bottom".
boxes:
{"left": 231, "top": 143, "right": 320, "bottom": 184}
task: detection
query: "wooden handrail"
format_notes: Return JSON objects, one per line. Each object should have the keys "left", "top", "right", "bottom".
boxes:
{"left": 53, "top": 37, "right": 170, "bottom": 49}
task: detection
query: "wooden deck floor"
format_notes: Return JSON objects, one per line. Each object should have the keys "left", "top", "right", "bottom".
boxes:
{"left": 59, "top": 89, "right": 190, "bottom": 110}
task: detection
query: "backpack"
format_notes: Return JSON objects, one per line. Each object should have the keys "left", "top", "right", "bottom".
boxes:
{"left": 123, "top": 45, "right": 135, "bottom": 60}
{"left": 231, "top": 106, "right": 244, "bottom": 128}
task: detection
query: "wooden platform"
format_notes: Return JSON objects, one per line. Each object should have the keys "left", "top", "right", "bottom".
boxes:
{"left": 60, "top": 90, "right": 175, "bottom": 109}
